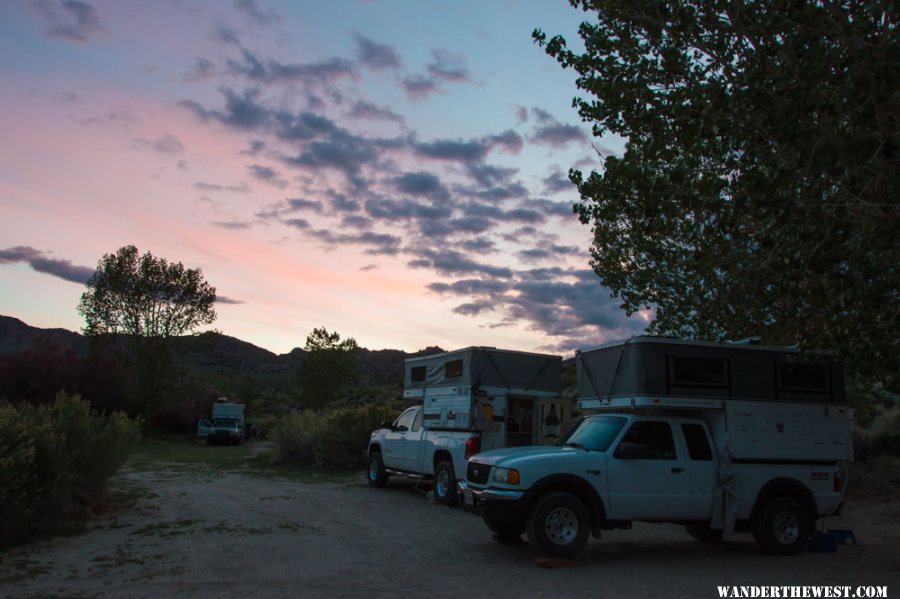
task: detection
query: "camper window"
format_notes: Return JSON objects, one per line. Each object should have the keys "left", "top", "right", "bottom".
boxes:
{"left": 668, "top": 356, "right": 728, "bottom": 387}
{"left": 444, "top": 359, "right": 463, "bottom": 379}
{"left": 777, "top": 362, "right": 830, "bottom": 393}
{"left": 680, "top": 423, "right": 713, "bottom": 461}
{"left": 614, "top": 421, "right": 677, "bottom": 460}
{"left": 410, "top": 366, "right": 426, "bottom": 383}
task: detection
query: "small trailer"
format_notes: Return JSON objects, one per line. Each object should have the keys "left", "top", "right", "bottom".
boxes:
{"left": 367, "top": 347, "right": 568, "bottom": 504}
{"left": 403, "top": 346, "right": 569, "bottom": 451}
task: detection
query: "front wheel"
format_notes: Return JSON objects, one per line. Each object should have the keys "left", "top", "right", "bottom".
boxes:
{"left": 752, "top": 497, "right": 810, "bottom": 555}
{"left": 433, "top": 461, "right": 457, "bottom": 505}
{"left": 367, "top": 451, "right": 388, "bottom": 488}
{"left": 526, "top": 492, "right": 590, "bottom": 557}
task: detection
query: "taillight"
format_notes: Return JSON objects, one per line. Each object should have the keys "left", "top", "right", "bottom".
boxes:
{"left": 465, "top": 436, "right": 481, "bottom": 459}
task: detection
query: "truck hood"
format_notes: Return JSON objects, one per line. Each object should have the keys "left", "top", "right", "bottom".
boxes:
{"left": 470, "top": 445, "right": 585, "bottom": 467}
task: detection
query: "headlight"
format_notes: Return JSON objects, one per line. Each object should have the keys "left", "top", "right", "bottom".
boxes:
{"left": 492, "top": 467, "right": 520, "bottom": 485}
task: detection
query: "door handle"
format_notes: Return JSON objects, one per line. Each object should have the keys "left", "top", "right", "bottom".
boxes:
{"left": 671, "top": 467, "right": 684, "bottom": 473}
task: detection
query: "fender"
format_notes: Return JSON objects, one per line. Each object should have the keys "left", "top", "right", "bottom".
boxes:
{"left": 526, "top": 473, "right": 608, "bottom": 538}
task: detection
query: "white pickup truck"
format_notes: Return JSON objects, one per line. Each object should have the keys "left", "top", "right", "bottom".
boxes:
{"left": 367, "top": 347, "right": 568, "bottom": 505}
{"left": 459, "top": 337, "right": 853, "bottom": 557}
{"left": 367, "top": 405, "right": 481, "bottom": 504}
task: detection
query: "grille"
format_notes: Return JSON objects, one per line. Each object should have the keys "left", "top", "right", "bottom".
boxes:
{"left": 466, "top": 461, "right": 490, "bottom": 484}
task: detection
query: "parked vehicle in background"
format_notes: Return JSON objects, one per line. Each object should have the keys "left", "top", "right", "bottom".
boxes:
{"left": 202, "top": 399, "right": 246, "bottom": 445}
{"left": 460, "top": 337, "right": 853, "bottom": 557}
{"left": 196, "top": 418, "right": 212, "bottom": 441}
{"left": 367, "top": 347, "right": 569, "bottom": 505}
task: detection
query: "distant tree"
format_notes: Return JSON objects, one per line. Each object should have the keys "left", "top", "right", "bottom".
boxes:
{"left": 77, "top": 245, "right": 217, "bottom": 417}
{"left": 297, "top": 327, "right": 359, "bottom": 410}
{"left": 534, "top": 1, "right": 899, "bottom": 411}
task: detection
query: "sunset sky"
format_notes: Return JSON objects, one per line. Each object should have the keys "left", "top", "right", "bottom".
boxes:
{"left": 0, "top": 0, "right": 650, "bottom": 356}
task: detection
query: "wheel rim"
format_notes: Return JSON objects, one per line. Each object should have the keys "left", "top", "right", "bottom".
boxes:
{"left": 772, "top": 509, "right": 800, "bottom": 545}
{"left": 435, "top": 469, "right": 449, "bottom": 498}
{"left": 544, "top": 506, "right": 579, "bottom": 546}
{"left": 368, "top": 458, "right": 378, "bottom": 481}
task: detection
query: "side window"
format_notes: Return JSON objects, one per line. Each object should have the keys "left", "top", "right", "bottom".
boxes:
{"left": 614, "top": 421, "right": 676, "bottom": 460}
{"left": 411, "top": 409, "right": 424, "bottom": 432}
{"left": 410, "top": 366, "right": 426, "bottom": 383}
{"left": 444, "top": 359, "right": 463, "bottom": 379}
{"left": 680, "top": 424, "right": 713, "bottom": 461}
{"left": 394, "top": 408, "right": 416, "bottom": 431}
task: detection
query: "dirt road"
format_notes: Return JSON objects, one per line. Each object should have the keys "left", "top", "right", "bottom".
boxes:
{"left": 2, "top": 460, "right": 897, "bottom": 598}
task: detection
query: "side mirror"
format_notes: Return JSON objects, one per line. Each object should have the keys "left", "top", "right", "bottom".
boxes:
{"left": 380, "top": 420, "right": 393, "bottom": 430}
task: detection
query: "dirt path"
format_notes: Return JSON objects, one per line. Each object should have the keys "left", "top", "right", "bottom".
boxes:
{"left": 2, "top": 465, "right": 898, "bottom": 598}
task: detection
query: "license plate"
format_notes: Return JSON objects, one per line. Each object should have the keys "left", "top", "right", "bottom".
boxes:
{"left": 464, "top": 490, "right": 474, "bottom": 507}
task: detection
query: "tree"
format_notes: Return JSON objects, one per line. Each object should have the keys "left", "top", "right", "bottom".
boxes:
{"left": 297, "top": 327, "right": 359, "bottom": 410}
{"left": 534, "top": 1, "right": 899, "bottom": 409}
{"left": 77, "top": 245, "right": 217, "bottom": 417}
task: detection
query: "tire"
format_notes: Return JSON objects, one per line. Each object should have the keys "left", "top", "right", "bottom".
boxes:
{"left": 752, "top": 497, "right": 810, "bottom": 555}
{"left": 526, "top": 492, "right": 590, "bottom": 557}
{"left": 484, "top": 517, "right": 525, "bottom": 544}
{"left": 433, "top": 460, "right": 457, "bottom": 506}
{"left": 685, "top": 523, "right": 724, "bottom": 543}
{"left": 367, "top": 451, "right": 388, "bottom": 488}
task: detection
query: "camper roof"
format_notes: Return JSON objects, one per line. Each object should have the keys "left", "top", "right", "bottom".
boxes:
{"left": 404, "top": 346, "right": 562, "bottom": 393}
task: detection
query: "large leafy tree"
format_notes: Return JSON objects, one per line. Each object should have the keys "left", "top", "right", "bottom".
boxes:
{"left": 297, "top": 327, "right": 359, "bottom": 410}
{"left": 535, "top": 1, "right": 899, "bottom": 407}
{"left": 77, "top": 245, "right": 217, "bottom": 416}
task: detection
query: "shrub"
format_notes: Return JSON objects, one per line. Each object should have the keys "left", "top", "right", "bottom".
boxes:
{"left": 0, "top": 392, "right": 141, "bottom": 549}
{"left": 270, "top": 401, "right": 400, "bottom": 469}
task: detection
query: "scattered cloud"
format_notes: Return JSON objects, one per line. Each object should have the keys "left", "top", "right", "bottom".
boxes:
{"left": 529, "top": 108, "right": 588, "bottom": 148}
{"left": 352, "top": 32, "right": 401, "bottom": 71}
{"left": 234, "top": 0, "right": 281, "bottom": 26}
{"left": 216, "top": 295, "right": 245, "bottom": 304}
{"left": 401, "top": 75, "right": 441, "bottom": 101}
{"left": 226, "top": 48, "right": 356, "bottom": 87}
{"left": 347, "top": 100, "right": 404, "bottom": 124}
{"left": 183, "top": 57, "right": 217, "bottom": 82}
{"left": 212, "top": 221, "right": 252, "bottom": 231}
{"left": 247, "top": 164, "right": 287, "bottom": 188}
{"left": 133, "top": 133, "right": 185, "bottom": 155}
{"left": 0, "top": 246, "right": 93, "bottom": 284}
{"left": 426, "top": 49, "right": 471, "bottom": 83}
{"left": 37, "top": 0, "right": 102, "bottom": 43}
{"left": 194, "top": 181, "right": 250, "bottom": 193}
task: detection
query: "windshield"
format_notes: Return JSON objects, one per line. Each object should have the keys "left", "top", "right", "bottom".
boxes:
{"left": 213, "top": 420, "right": 237, "bottom": 428}
{"left": 563, "top": 416, "right": 627, "bottom": 452}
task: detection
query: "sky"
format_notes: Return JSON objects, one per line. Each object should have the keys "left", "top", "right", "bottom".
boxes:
{"left": 0, "top": 0, "right": 650, "bottom": 356}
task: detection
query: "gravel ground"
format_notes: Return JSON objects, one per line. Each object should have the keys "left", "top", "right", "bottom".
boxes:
{"left": 1, "top": 463, "right": 897, "bottom": 598}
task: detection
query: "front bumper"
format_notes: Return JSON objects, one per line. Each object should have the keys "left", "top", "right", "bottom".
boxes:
{"left": 457, "top": 480, "right": 529, "bottom": 522}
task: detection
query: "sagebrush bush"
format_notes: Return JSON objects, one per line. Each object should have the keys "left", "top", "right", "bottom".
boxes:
{"left": 0, "top": 392, "right": 141, "bottom": 549}
{"left": 271, "top": 402, "right": 400, "bottom": 469}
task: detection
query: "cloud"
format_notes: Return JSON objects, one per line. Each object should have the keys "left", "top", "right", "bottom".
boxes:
{"left": 234, "top": 0, "right": 281, "bottom": 25}
{"left": 212, "top": 221, "right": 252, "bottom": 231}
{"left": 132, "top": 134, "right": 185, "bottom": 155}
{"left": 194, "top": 181, "right": 250, "bottom": 193}
{"left": 247, "top": 164, "right": 287, "bottom": 188}
{"left": 414, "top": 138, "right": 489, "bottom": 163}
{"left": 408, "top": 249, "right": 513, "bottom": 279}
{"left": 226, "top": 48, "right": 356, "bottom": 87}
{"left": 426, "top": 267, "right": 645, "bottom": 350}
{"left": 183, "top": 58, "right": 217, "bottom": 82}
{"left": 347, "top": 100, "right": 404, "bottom": 124}
{"left": 180, "top": 88, "right": 269, "bottom": 130}
{"left": 543, "top": 171, "right": 573, "bottom": 194}
{"left": 307, "top": 229, "right": 402, "bottom": 256}
{"left": 240, "top": 140, "right": 266, "bottom": 155}
{"left": 0, "top": 246, "right": 93, "bottom": 284}
{"left": 353, "top": 32, "right": 401, "bottom": 71}
{"left": 530, "top": 123, "right": 588, "bottom": 148}
{"left": 392, "top": 171, "right": 450, "bottom": 201}
{"left": 38, "top": 0, "right": 101, "bottom": 43}
{"left": 426, "top": 49, "right": 471, "bottom": 83}
{"left": 401, "top": 75, "right": 441, "bottom": 101}
{"left": 216, "top": 295, "right": 245, "bottom": 305}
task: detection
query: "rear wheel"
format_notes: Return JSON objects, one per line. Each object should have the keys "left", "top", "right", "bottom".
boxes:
{"left": 367, "top": 451, "right": 388, "bottom": 488}
{"left": 526, "top": 492, "right": 590, "bottom": 557}
{"left": 752, "top": 497, "right": 810, "bottom": 555}
{"left": 433, "top": 460, "right": 457, "bottom": 505}
{"left": 685, "top": 523, "right": 724, "bottom": 543}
